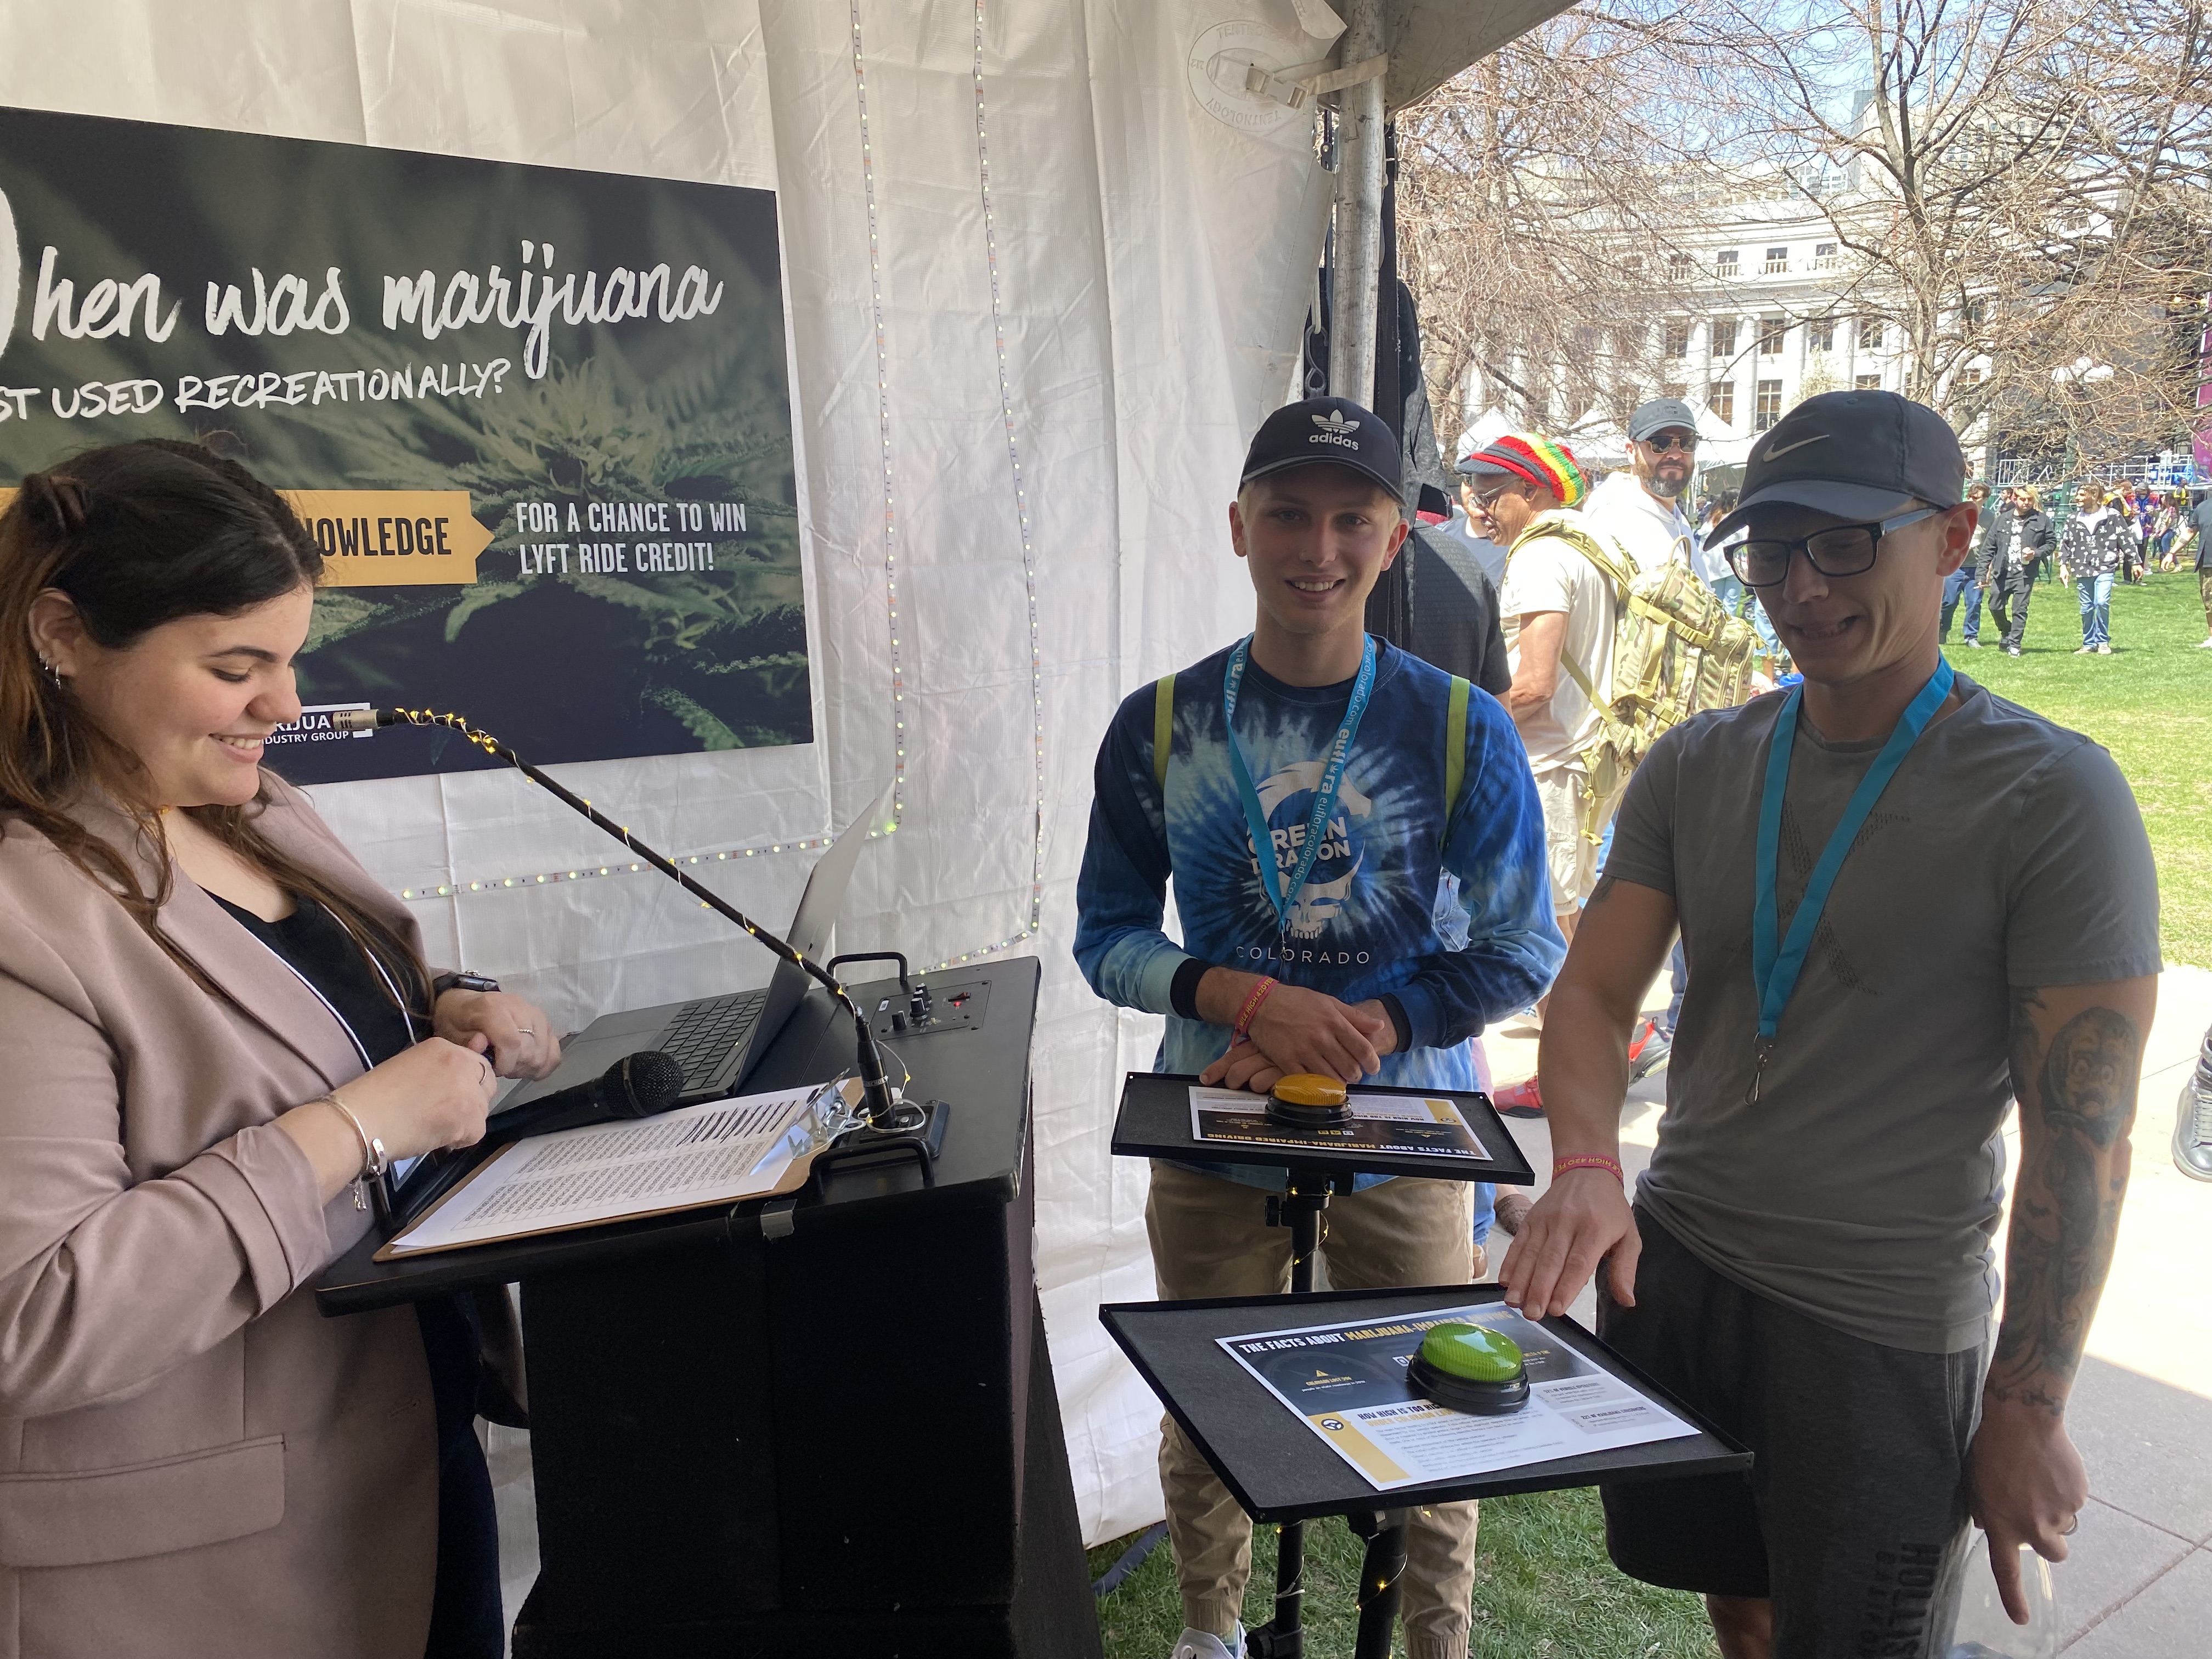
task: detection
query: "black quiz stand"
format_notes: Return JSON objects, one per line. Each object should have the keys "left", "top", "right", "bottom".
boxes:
{"left": 1099, "top": 1284, "right": 1753, "bottom": 1659}
{"left": 1110, "top": 1073, "right": 1537, "bottom": 1659}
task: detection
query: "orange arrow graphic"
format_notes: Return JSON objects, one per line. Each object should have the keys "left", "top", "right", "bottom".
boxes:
{"left": 0, "top": 487, "right": 492, "bottom": 588}
{"left": 283, "top": 492, "right": 492, "bottom": 588}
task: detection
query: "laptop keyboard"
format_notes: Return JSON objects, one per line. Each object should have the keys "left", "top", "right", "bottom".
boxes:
{"left": 660, "top": 991, "right": 766, "bottom": 1090}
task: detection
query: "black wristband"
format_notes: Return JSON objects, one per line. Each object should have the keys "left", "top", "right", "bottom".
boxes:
{"left": 1379, "top": 993, "right": 1413, "bottom": 1057}
{"left": 433, "top": 970, "right": 501, "bottom": 998}
{"left": 1169, "top": 958, "right": 1211, "bottom": 1023}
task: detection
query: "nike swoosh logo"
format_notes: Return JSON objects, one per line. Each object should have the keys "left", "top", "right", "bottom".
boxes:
{"left": 1763, "top": 432, "right": 1830, "bottom": 459}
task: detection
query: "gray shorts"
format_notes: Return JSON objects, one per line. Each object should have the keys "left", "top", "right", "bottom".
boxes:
{"left": 1598, "top": 1206, "right": 1983, "bottom": 1657}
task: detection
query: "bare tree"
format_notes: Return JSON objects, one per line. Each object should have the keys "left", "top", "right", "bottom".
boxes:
{"left": 1693, "top": 0, "right": 2212, "bottom": 459}
{"left": 1395, "top": 3, "right": 1722, "bottom": 448}
{"left": 1400, "top": 0, "right": 2212, "bottom": 467}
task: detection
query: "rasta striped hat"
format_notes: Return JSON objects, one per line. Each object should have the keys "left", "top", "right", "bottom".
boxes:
{"left": 1455, "top": 433, "right": 1589, "bottom": 508}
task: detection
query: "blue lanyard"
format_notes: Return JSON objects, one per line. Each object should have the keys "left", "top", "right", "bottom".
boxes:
{"left": 1222, "top": 634, "right": 1376, "bottom": 940}
{"left": 1746, "top": 658, "right": 1954, "bottom": 1103}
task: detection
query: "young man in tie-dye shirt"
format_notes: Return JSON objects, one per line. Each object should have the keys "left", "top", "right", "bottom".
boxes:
{"left": 1073, "top": 396, "right": 1562, "bottom": 1659}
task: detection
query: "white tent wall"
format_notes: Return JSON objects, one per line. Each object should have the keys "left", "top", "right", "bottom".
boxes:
{"left": 0, "top": 0, "right": 1328, "bottom": 1546}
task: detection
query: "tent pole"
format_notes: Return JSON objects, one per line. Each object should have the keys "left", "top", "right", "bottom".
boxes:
{"left": 1326, "top": 0, "right": 1387, "bottom": 406}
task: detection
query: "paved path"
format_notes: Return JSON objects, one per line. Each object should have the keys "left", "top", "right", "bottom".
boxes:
{"left": 1482, "top": 963, "right": 2212, "bottom": 1656}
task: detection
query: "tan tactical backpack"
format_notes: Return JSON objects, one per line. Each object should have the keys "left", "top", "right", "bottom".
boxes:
{"left": 1518, "top": 512, "right": 1760, "bottom": 840}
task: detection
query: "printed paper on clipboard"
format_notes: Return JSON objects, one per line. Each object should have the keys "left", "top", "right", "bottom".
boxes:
{"left": 1187, "top": 1085, "right": 1490, "bottom": 1160}
{"left": 1218, "top": 1303, "right": 1697, "bottom": 1491}
{"left": 375, "top": 1079, "right": 858, "bottom": 1259}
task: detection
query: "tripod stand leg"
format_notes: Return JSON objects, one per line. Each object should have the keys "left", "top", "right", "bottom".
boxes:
{"left": 1248, "top": 1191, "right": 1327, "bottom": 1659}
{"left": 1347, "top": 1509, "right": 1408, "bottom": 1659}
{"left": 1245, "top": 1519, "right": 1304, "bottom": 1658}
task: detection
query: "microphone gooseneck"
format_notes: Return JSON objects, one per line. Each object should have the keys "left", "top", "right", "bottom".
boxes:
{"left": 345, "top": 706, "right": 904, "bottom": 1129}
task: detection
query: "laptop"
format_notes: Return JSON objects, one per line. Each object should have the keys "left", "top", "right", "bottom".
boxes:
{"left": 493, "top": 784, "right": 891, "bottom": 1116}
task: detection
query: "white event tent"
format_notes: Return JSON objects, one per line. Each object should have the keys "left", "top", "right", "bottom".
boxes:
{"left": 0, "top": 0, "right": 1565, "bottom": 1547}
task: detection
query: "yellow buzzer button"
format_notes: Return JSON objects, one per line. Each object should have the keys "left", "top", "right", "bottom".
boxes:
{"left": 1271, "top": 1074, "right": 1348, "bottom": 1109}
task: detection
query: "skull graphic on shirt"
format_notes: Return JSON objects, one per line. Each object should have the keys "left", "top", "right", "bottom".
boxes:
{"left": 1254, "top": 762, "right": 1374, "bottom": 940}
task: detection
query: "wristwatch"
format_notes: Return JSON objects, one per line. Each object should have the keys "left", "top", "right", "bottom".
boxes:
{"left": 432, "top": 970, "right": 501, "bottom": 998}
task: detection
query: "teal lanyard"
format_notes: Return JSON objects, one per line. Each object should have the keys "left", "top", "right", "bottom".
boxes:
{"left": 1746, "top": 658, "right": 1954, "bottom": 1104}
{"left": 1222, "top": 634, "right": 1376, "bottom": 941}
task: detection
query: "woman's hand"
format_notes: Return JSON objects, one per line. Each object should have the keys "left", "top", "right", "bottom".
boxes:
{"left": 276, "top": 1037, "right": 501, "bottom": 1204}
{"left": 433, "top": 989, "right": 562, "bottom": 1081}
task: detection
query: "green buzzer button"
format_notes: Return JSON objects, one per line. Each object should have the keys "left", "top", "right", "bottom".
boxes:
{"left": 1419, "top": 1323, "right": 1523, "bottom": 1383}
{"left": 1409, "top": 1321, "right": 1530, "bottom": 1414}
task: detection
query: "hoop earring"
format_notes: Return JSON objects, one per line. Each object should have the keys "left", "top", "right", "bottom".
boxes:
{"left": 37, "top": 657, "right": 63, "bottom": 687}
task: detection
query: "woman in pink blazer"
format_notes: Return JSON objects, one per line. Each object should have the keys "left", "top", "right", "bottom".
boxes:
{"left": 0, "top": 441, "right": 561, "bottom": 1658}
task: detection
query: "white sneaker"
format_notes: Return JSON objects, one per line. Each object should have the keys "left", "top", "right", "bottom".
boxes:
{"left": 1170, "top": 1626, "right": 1246, "bottom": 1659}
{"left": 2195, "top": 637, "right": 2212, "bottom": 648}
{"left": 2096, "top": 644, "right": 2112, "bottom": 654}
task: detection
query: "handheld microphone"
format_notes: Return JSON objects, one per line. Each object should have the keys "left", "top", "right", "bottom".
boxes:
{"left": 486, "top": 1049, "right": 685, "bottom": 1141}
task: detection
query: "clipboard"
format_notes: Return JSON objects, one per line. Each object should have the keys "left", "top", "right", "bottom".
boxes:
{"left": 373, "top": 1077, "right": 860, "bottom": 1261}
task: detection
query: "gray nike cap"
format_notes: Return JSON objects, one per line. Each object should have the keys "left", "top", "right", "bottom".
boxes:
{"left": 1704, "top": 389, "right": 1965, "bottom": 546}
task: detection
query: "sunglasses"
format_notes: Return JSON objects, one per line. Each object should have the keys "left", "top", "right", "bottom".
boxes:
{"left": 1641, "top": 433, "right": 1698, "bottom": 454}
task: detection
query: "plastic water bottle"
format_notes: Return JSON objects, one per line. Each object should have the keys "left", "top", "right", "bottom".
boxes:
{"left": 1946, "top": 1533, "right": 2059, "bottom": 1659}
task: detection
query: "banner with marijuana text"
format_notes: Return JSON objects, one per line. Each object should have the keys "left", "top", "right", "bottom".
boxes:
{"left": 0, "top": 104, "right": 808, "bottom": 782}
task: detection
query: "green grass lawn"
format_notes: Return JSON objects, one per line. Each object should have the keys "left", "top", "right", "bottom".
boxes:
{"left": 1089, "top": 571, "right": 2207, "bottom": 1658}
{"left": 1943, "top": 567, "right": 2212, "bottom": 967}
{"left": 1089, "top": 1487, "right": 1719, "bottom": 1658}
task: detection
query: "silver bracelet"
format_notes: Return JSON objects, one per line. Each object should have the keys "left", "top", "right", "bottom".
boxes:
{"left": 315, "top": 1092, "right": 388, "bottom": 1212}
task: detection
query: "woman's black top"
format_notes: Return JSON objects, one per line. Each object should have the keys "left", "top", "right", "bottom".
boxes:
{"left": 211, "top": 893, "right": 504, "bottom": 1657}
{"left": 213, "top": 894, "right": 418, "bottom": 1068}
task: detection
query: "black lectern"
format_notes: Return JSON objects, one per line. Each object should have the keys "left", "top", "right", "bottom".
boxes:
{"left": 317, "top": 958, "right": 1099, "bottom": 1659}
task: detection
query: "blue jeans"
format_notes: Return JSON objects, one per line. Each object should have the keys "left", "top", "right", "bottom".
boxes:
{"left": 1709, "top": 572, "right": 1780, "bottom": 655}
{"left": 1940, "top": 565, "right": 1983, "bottom": 642}
{"left": 2076, "top": 571, "right": 2113, "bottom": 647}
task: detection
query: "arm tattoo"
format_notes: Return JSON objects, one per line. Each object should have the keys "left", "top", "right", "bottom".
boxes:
{"left": 1989, "top": 991, "right": 2138, "bottom": 1414}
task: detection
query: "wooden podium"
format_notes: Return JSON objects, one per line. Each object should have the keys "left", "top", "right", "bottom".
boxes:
{"left": 317, "top": 958, "right": 1100, "bottom": 1658}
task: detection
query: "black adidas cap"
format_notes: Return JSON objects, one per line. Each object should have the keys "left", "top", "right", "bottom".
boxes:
{"left": 1705, "top": 389, "right": 1965, "bottom": 545}
{"left": 1239, "top": 395, "right": 1404, "bottom": 503}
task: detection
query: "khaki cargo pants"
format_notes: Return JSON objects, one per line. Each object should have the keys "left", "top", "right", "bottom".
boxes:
{"left": 1145, "top": 1160, "right": 1480, "bottom": 1659}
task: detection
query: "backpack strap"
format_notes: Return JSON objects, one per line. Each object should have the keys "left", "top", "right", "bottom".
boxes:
{"left": 1556, "top": 651, "right": 1602, "bottom": 705}
{"left": 1152, "top": 673, "right": 1176, "bottom": 792}
{"left": 1442, "top": 675, "right": 1469, "bottom": 842}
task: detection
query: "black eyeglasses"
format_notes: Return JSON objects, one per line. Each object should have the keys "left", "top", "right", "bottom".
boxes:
{"left": 1643, "top": 433, "right": 1698, "bottom": 454}
{"left": 1726, "top": 507, "right": 1942, "bottom": 587}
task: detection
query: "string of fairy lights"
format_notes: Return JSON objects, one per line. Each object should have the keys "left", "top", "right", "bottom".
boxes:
{"left": 404, "top": 6, "right": 1051, "bottom": 976}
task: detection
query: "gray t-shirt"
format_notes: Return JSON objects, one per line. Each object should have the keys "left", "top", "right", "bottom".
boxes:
{"left": 1606, "top": 676, "right": 2160, "bottom": 1353}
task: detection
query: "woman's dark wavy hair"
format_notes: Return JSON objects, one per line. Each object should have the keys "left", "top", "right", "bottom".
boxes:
{"left": 0, "top": 438, "right": 428, "bottom": 1010}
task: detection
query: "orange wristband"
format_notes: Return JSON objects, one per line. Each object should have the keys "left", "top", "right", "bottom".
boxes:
{"left": 1232, "top": 977, "right": 1278, "bottom": 1043}
{"left": 1552, "top": 1154, "right": 1625, "bottom": 1184}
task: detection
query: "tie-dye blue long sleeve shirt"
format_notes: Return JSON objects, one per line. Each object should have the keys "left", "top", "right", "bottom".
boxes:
{"left": 1074, "top": 637, "right": 1565, "bottom": 1197}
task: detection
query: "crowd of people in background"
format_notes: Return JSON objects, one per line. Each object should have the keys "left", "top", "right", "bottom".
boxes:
{"left": 1443, "top": 444, "right": 2212, "bottom": 667}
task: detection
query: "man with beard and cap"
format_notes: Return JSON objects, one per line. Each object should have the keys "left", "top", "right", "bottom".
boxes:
{"left": 1074, "top": 396, "right": 1564, "bottom": 1659}
{"left": 1584, "top": 397, "right": 1701, "bottom": 576}
{"left": 1500, "top": 390, "right": 2160, "bottom": 1657}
